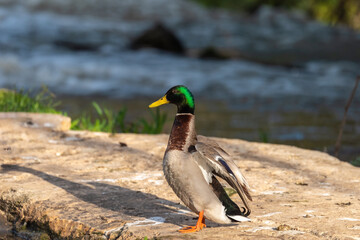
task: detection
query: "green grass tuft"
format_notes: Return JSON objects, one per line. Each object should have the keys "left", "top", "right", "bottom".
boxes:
{"left": 258, "top": 128, "right": 269, "bottom": 143}
{"left": 0, "top": 88, "right": 167, "bottom": 135}
{"left": 0, "top": 86, "right": 61, "bottom": 114}
{"left": 70, "top": 102, "right": 167, "bottom": 134}
{"left": 190, "top": 0, "right": 360, "bottom": 30}
{"left": 350, "top": 156, "right": 360, "bottom": 167}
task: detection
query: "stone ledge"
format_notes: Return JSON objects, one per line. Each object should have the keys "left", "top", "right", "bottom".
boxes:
{"left": 0, "top": 113, "right": 359, "bottom": 239}
{"left": 0, "top": 112, "right": 71, "bottom": 132}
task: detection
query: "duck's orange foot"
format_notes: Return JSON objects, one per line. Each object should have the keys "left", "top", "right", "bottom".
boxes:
{"left": 178, "top": 210, "right": 206, "bottom": 233}
{"left": 178, "top": 223, "right": 206, "bottom": 233}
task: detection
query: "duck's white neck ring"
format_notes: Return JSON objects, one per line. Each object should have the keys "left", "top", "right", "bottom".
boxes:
{"left": 176, "top": 113, "right": 194, "bottom": 116}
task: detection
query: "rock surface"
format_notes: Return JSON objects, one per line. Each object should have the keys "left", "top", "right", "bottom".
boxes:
{"left": 0, "top": 113, "right": 359, "bottom": 239}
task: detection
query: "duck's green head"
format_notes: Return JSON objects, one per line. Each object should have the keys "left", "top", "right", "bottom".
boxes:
{"left": 149, "top": 85, "right": 195, "bottom": 114}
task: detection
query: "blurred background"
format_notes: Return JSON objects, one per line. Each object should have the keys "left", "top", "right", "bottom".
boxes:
{"left": 0, "top": 0, "right": 359, "bottom": 163}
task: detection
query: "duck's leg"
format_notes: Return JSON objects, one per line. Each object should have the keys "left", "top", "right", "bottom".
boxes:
{"left": 178, "top": 210, "right": 206, "bottom": 233}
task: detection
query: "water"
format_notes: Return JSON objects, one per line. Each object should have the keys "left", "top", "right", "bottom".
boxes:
{"left": 58, "top": 96, "right": 360, "bottom": 162}
{"left": 1, "top": 50, "right": 359, "bottom": 100}
{"left": 0, "top": 0, "right": 359, "bottom": 162}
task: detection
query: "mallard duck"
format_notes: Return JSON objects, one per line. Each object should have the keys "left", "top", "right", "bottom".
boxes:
{"left": 149, "top": 85, "right": 252, "bottom": 233}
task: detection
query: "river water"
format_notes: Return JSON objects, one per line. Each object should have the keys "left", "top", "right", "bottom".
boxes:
{"left": 0, "top": 0, "right": 359, "bottom": 162}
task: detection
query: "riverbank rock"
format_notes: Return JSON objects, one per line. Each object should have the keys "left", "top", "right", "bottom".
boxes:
{"left": 129, "top": 23, "right": 185, "bottom": 54}
{"left": 0, "top": 113, "right": 359, "bottom": 239}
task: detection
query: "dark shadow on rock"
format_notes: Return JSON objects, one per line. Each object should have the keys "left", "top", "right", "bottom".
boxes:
{"left": 0, "top": 164, "right": 190, "bottom": 227}
{"left": 129, "top": 22, "right": 185, "bottom": 54}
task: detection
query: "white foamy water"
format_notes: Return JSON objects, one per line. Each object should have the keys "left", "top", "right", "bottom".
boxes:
{"left": 0, "top": 50, "right": 358, "bottom": 102}
{"left": 0, "top": 0, "right": 359, "bottom": 102}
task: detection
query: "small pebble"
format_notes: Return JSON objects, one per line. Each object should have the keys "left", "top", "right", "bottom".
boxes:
{"left": 335, "top": 202, "right": 351, "bottom": 206}
{"left": 276, "top": 224, "right": 292, "bottom": 231}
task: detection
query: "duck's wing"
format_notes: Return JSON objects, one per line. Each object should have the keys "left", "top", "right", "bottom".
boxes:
{"left": 197, "top": 135, "right": 230, "bottom": 156}
{"left": 195, "top": 138, "right": 252, "bottom": 216}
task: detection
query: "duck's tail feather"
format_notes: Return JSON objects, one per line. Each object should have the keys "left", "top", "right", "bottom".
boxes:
{"left": 227, "top": 214, "right": 251, "bottom": 222}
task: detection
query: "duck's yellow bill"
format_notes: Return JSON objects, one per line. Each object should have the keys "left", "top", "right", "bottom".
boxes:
{"left": 149, "top": 96, "right": 170, "bottom": 108}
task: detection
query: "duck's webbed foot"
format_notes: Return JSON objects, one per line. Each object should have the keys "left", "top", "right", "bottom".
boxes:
{"left": 178, "top": 210, "right": 206, "bottom": 233}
